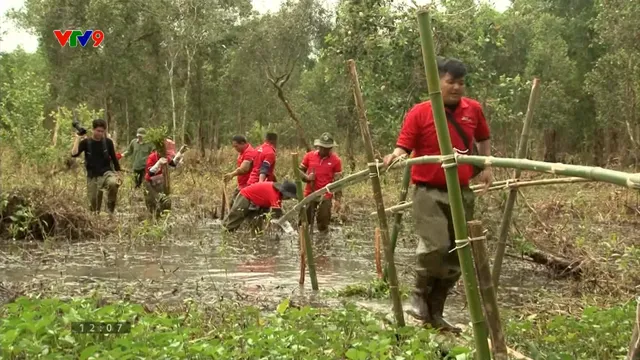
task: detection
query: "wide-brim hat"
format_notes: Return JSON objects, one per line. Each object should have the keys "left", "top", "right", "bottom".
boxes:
{"left": 313, "top": 132, "right": 336, "bottom": 148}
{"left": 136, "top": 128, "right": 146, "bottom": 136}
{"left": 273, "top": 180, "right": 297, "bottom": 199}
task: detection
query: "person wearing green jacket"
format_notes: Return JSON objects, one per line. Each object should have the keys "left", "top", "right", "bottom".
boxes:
{"left": 122, "top": 128, "right": 154, "bottom": 188}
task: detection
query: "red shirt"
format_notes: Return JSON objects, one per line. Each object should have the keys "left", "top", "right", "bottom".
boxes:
{"left": 144, "top": 151, "right": 174, "bottom": 182}
{"left": 247, "top": 142, "right": 277, "bottom": 185}
{"left": 301, "top": 151, "right": 342, "bottom": 199}
{"left": 240, "top": 181, "right": 282, "bottom": 209}
{"left": 396, "top": 97, "right": 490, "bottom": 187}
{"left": 236, "top": 144, "right": 256, "bottom": 189}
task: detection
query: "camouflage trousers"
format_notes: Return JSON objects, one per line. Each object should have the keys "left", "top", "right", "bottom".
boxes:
{"left": 223, "top": 195, "right": 272, "bottom": 232}
{"left": 413, "top": 186, "right": 475, "bottom": 282}
{"left": 144, "top": 180, "right": 171, "bottom": 218}
{"left": 87, "top": 171, "right": 120, "bottom": 213}
{"left": 299, "top": 198, "right": 332, "bottom": 233}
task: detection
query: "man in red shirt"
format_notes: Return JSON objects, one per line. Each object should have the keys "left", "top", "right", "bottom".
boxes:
{"left": 298, "top": 133, "right": 342, "bottom": 235}
{"left": 247, "top": 132, "right": 278, "bottom": 185}
{"left": 223, "top": 180, "right": 297, "bottom": 232}
{"left": 143, "top": 138, "right": 187, "bottom": 218}
{"left": 383, "top": 58, "right": 492, "bottom": 333}
{"left": 223, "top": 135, "right": 256, "bottom": 203}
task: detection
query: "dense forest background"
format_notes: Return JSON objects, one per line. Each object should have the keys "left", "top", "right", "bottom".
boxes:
{"left": 1, "top": 0, "right": 639, "bottom": 171}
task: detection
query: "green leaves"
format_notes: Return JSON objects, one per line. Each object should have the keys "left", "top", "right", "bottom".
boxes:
{"left": 0, "top": 297, "right": 445, "bottom": 359}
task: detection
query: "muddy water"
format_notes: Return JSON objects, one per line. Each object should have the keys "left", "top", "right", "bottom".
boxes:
{"left": 0, "top": 215, "right": 564, "bottom": 327}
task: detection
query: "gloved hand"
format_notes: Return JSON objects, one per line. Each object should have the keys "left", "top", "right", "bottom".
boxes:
{"left": 158, "top": 157, "right": 168, "bottom": 165}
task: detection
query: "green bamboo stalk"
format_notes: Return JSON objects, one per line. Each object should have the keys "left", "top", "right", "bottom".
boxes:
{"left": 347, "top": 58, "right": 405, "bottom": 327}
{"left": 291, "top": 152, "right": 319, "bottom": 290}
{"left": 276, "top": 169, "right": 369, "bottom": 225}
{"left": 493, "top": 78, "right": 541, "bottom": 289}
{"left": 384, "top": 164, "right": 411, "bottom": 282}
{"left": 417, "top": 8, "right": 490, "bottom": 357}
{"left": 373, "top": 177, "right": 592, "bottom": 216}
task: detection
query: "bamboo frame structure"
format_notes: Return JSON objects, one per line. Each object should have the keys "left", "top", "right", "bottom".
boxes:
{"left": 348, "top": 58, "right": 405, "bottom": 327}
{"left": 493, "top": 78, "right": 542, "bottom": 289}
{"left": 469, "top": 220, "right": 508, "bottom": 360}
{"left": 416, "top": 8, "right": 490, "bottom": 357}
{"left": 291, "top": 153, "right": 318, "bottom": 290}
{"left": 371, "top": 177, "right": 592, "bottom": 216}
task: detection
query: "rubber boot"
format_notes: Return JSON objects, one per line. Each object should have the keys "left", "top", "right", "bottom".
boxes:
{"left": 405, "top": 273, "right": 435, "bottom": 325}
{"left": 428, "top": 277, "right": 461, "bottom": 334}
{"left": 106, "top": 201, "right": 116, "bottom": 215}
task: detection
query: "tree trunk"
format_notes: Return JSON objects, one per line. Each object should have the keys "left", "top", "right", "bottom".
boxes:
{"left": 181, "top": 48, "right": 194, "bottom": 145}
{"left": 52, "top": 106, "right": 61, "bottom": 146}
{"left": 543, "top": 128, "right": 556, "bottom": 162}
{"left": 125, "top": 98, "right": 130, "bottom": 145}
{"left": 167, "top": 52, "right": 178, "bottom": 140}
{"left": 268, "top": 79, "right": 311, "bottom": 151}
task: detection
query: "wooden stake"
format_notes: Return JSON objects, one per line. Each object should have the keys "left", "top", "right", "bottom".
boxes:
{"left": 348, "top": 59, "right": 405, "bottom": 327}
{"left": 291, "top": 152, "right": 318, "bottom": 290}
{"left": 221, "top": 184, "right": 228, "bottom": 220}
{"left": 298, "top": 227, "right": 306, "bottom": 285}
{"left": 493, "top": 78, "right": 542, "bottom": 289}
{"left": 468, "top": 220, "right": 508, "bottom": 360}
{"left": 628, "top": 297, "right": 640, "bottom": 360}
{"left": 374, "top": 227, "right": 383, "bottom": 278}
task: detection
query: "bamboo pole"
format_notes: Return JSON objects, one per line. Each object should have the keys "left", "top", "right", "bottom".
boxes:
{"left": 417, "top": 8, "right": 490, "bottom": 357}
{"left": 291, "top": 152, "right": 318, "bottom": 290}
{"left": 162, "top": 164, "right": 171, "bottom": 195}
{"left": 493, "top": 78, "right": 542, "bottom": 289}
{"left": 348, "top": 59, "right": 405, "bottom": 327}
{"left": 372, "top": 177, "right": 592, "bottom": 216}
{"left": 384, "top": 164, "right": 411, "bottom": 281}
{"left": 397, "top": 155, "right": 640, "bottom": 189}
{"left": 287, "top": 156, "right": 639, "bottom": 221}
{"left": 276, "top": 169, "right": 370, "bottom": 225}
{"left": 468, "top": 220, "right": 508, "bottom": 360}
{"left": 628, "top": 297, "right": 640, "bottom": 360}
{"left": 374, "top": 227, "right": 383, "bottom": 278}
{"left": 298, "top": 227, "right": 306, "bottom": 285}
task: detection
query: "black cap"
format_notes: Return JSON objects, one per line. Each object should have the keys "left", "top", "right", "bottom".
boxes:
{"left": 273, "top": 180, "right": 297, "bottom": 199}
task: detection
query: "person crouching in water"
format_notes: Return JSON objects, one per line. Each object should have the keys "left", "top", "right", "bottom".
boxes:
{"left": 223, "top": 180, "right": 297, "bottom": 232}
{"left": 144, "top": 139, "right": 187, "bottom": 218}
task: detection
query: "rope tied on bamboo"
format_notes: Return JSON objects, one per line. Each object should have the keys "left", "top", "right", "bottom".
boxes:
{"left": 449, "top": 234, "right": 487, "bottom": 253}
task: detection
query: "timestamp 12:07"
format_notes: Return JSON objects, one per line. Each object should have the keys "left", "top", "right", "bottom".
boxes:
{"left": 71, "top": 321, "right": 132, "bottom": 334}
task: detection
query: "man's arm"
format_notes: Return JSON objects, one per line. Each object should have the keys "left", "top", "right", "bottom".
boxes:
{"left": 71, "top": 137, "right": 85, "bottom": 157}
{"left": 258, "top": 161, "right": 271, "bottom": 182}
{"left": 123, "top": 140, "right": 134, "bottom": 157}
{"left": 477, "top": 139, "right": 491, "bottom": 156}
{"left": 107, "top": 139, "right": 122, "bottom": 171}
{"left": 383, "top": 108, "right": 419, "bottom": 166}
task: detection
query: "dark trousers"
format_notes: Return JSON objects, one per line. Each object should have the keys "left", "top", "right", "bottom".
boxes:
{"left": 299, "top": 199, "right": 332, "bottom": 233}
{"left": 133, "top": 169, "right": 145, "bottom": 188}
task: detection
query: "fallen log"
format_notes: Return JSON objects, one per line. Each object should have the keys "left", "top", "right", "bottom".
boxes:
{"left": 521, "top": 248, "right": 583, "bottom": 279}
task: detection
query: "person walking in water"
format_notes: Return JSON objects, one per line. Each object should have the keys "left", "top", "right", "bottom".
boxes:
{"left": 143, "top": 138, "right": 187, "bottom": 218}
{"left": 223, "top": 135, "right": 256, "bottom": 203}
{"left": 71, "top": 118, "right": 123, "bottom": 214}
{"left": 122, "top": 128, "right": 153, "bottom": 189}
{"left": 383, "top": 57, "right": 492, "bottom": 333}
{"left": 247, "top": 132, "right": 278, "bottom": 185}
{"left": 298, "top": 132, "right": 343, "bottom": 235}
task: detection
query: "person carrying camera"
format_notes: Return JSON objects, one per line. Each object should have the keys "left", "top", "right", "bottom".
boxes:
{"left": 71, "top": 119, "right": 123, "bottom": 214}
